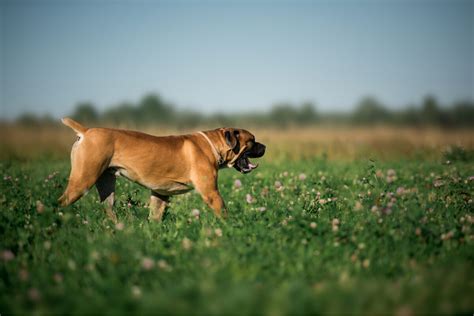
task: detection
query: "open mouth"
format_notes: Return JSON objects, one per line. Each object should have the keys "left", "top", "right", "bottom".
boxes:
{"left": 234, "top": 155, "right": 259, "bottom": 174}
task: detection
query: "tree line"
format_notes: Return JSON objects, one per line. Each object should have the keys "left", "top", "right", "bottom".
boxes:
{"left": 14, "top": 93, "right": 474, "bottom": 129}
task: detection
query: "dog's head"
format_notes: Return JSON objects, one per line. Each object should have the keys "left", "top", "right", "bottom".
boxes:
{"left": 219, "top": 128, "right": 266, "bottom": 173}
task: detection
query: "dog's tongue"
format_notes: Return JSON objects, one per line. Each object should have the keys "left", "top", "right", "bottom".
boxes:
{"left": 248, "top": 161, "right": 259, "bottom": 169}
{"left": 244, "top": 158, "right": 258, "bottom": 171}
{"left": 239, "top": 157, "right": 259, "bottom": 173}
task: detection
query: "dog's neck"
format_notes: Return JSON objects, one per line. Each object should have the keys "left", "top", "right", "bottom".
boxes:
{"left": 197, "top": 131, "right": 225, "bottom": 167}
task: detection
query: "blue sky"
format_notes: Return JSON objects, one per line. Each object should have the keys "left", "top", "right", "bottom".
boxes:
{"left": 1, "top": 0, "right": 473, "bottom": 119}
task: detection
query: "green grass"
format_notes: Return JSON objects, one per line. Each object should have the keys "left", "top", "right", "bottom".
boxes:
{"left": 1, "top": 157, "right": 473, "bottom": 314}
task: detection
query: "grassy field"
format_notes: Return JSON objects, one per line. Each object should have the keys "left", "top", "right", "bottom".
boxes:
{"left": 1, "top": 126, "right": 474, "bottom": 314}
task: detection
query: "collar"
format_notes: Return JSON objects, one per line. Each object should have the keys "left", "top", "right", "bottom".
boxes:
{"left": 197, "top": 131, "right": 224, "bottom": 167}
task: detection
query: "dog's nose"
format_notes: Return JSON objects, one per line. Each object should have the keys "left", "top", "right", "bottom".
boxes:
{"left": 248, "top": 142, "right": 266, "bottom": 158}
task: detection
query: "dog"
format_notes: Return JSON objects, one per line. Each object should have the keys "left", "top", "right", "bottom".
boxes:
{"left": 58, "top": 118, "right": 266, "bottom": 222}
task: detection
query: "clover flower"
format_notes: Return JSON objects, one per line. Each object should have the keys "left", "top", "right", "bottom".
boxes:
{"left": 157, "top": 259, "right": 172, "bottom": 271}
{"left": 28, "top": 288, "right": 41, "bottom": 302}
{"left": 182, "top": 238, "right": 192, "bottom": 251}
{"left": 386, "top": 169, "right": 397, "bottom": 183}
{"left": 332, "top": 218, "right": 340, "bottom": 232}
{"left": 131, "top": 286, "right": 142, "bottom": 298}
{"left": 362, "top": 259, "right": 370, "bottom": 268}
{"left": 246, "top": 194, "right": 254, "bottom": 204}
{"left": 36, "top": 200, "right": 45, "bottom": 213}
{"left": 234, "top": 179, "right": 242, "bottom": 188}
{"left": 19, "top": 269, "right": 29, "bottom": 281}
{"left": 191, "top": 209, "right": 200, "bottom": 219}
{"left": 396, "top": 187, "right": 406, "bottom": 196}
{"left": 2, "top": 250, "right": 15, "bottom": 262}
{"left": 53, "top": 273, "right": 63, "bottom": 283}
{"left": 141, "top": 257, "right": 155, "bottom": 270}
{"left": 274, "top": 181, "right": 283, "bottom": 191}
{"left": 43, "top": 241, "right": 51, "bottom": 250}
{"left": 354, "top": 201, "right": 363, "bottom": 211}
{"left": 441, "top": 231, "right": 454, "bottom": 241}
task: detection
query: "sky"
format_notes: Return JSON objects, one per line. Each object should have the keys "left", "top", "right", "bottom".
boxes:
{"left": 1, "top": 0, "right": 473, "bottom": 119}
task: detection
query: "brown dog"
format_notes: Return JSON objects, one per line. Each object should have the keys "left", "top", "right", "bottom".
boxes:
{"left": 58, "top": 118, "right": 266, "bottom": 222}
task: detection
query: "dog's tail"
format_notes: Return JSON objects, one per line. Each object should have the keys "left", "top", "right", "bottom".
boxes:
{"left": 61, "top": 117, "right": 88, "bottom": 135}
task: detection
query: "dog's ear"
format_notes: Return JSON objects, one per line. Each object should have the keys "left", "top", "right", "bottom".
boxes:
{"left": 224, "top": 129, "right": 239, "bottom": 150}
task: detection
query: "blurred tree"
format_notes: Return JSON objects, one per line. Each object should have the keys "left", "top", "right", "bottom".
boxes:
{"left": 16, "top": 113, "right": 41, "bottom": 127}
{"left": 137, "top": 94, "right": 175, "bottom": 125}
{"left": 16, "top": 113, "right": 59, "bottom": 128}
{"left": 269, "top": 103, "right": 299, "bottom": 127}
{"left": 297, "top": 102, "right": 318, "bottom": 125}
{"left": 208, "top": 113, "right": 234, "bottom": 127}
{"left": 421, "top": 95, "right": 442, "bottom": 125}
{"left": 72, "top": 102, "right": 99, "bottom": 123}
{"left": 103, "top": 102, "right": 137, "bottom": 126}
{"left": 449, "top": 101, "right": 474, "bottom": 127}
{"left": 396, "top": 106, "right": 422, "bottom": 126}
{"left": 176, "top": 110, "right": 204, "bottom": 129}
{"left": 59, "top": 92, "right": 474, "bottom": 129}
{"left": 353, "top": 97, "right": 390, "bottom": 124}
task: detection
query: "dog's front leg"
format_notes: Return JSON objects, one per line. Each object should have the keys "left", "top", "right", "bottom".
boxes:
{"left": 96, "top": 171, "right": 117, "bottom": 223}
{"left": 149, "top": 192, "right": 169, "bottom": 222}
{"left": 194, "top": 177, "right": 228, "bottom": 219}
{"left": 202, "top": 190, "right": 227, "bottom": 219}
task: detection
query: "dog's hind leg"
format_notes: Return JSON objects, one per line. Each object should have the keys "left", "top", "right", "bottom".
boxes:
{"left": 148, "top": 192, "right": 169, "bottom": 222}
{"left": 96, "top": 170, "right": 117, "bottom": 223}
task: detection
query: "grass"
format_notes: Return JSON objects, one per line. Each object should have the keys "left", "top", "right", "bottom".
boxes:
{"left": 1, "top": 126, "right": 474, "bottom": 314}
